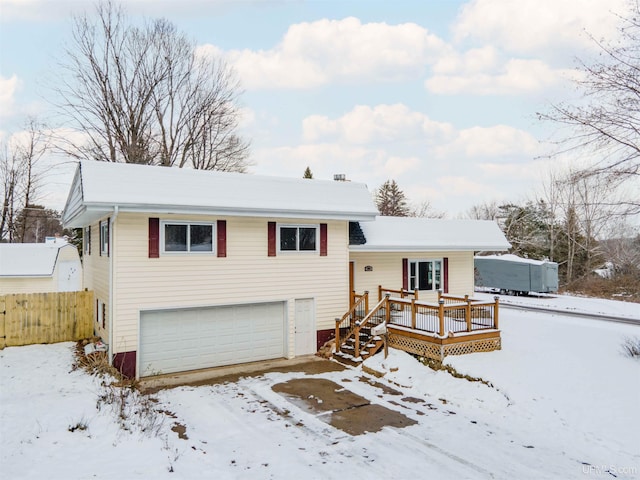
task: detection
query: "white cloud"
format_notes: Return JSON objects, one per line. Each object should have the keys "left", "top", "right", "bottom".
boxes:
{"left": 435, "top": 125, "right": 540, "bottom": 160}
{"left": 221, "top": 17, "right": 446, "bottom": 90}
{"left": 426, "top": 58, "right": 569, "bottom": 95}
{"left": 0, "top": 74, "right": 19, "bottom": 118}
{"left": 453, "top": 0, "right": 626, "bottom": 55}
{"left": 302, "top": 104, "right": 454, "bottom": 145}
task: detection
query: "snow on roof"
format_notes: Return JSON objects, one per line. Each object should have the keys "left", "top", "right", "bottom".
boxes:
{"left": 0, "top": 241, "right": 70, "bottom": 277}
{"left": 62, "top": 161, "right": 378, "bottom": 227}
{"left": 475, "top": 254, "right": 556, "bottom": 266}
{"left": 350, "top": 216, "right": 511, "bottom": 252}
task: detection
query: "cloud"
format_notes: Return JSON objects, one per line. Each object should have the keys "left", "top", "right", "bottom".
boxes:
{"left": 426, "top": 58, "right": 570, "bottom": 95}
{"left": 435, "top": 125, "right": 540, "bottom": 160}
{"left": 452, "top": 0, "right": 626, "bottom": 55}
{"left": 302, "top": 104, "right": 454, "bottom": 145}
{"left": 0, "top": 74, "right": 19, "bottom": 118}
{"left": 219, "top": 17, "right": 446, "bottom": 89}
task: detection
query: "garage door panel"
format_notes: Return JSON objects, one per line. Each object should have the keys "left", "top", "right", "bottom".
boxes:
{"left": 140, "top": 302, "right": 285, "bottom": 377}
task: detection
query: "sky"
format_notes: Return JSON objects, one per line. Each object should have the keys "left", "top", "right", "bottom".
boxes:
{"left": 0, "top": 0, "right": 631, "bottom": 217}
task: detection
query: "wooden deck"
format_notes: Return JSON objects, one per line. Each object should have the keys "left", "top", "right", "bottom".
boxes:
{"left": 335, "top": 287, "right": 501, "bottom": 363}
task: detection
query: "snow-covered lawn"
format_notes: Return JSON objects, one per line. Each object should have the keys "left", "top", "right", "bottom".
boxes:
{"left": 1, "top": 300, "right": 638, "bottom": 479}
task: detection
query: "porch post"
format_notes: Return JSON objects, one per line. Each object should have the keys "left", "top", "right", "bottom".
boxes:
{"left": 465, "top": 298, "right": 472, "bottom": 332}
{"left": 411, "top": 299, "right": 416, "bottom": 329}
{"left": 385, "top": 293, "right": 391, "bottom": 323}
{"left": 335, "top": 318, "right": 340, "bottom": 351}
{"left": 438, "top": 299, "right": 445, "bottom": 336}
{"left": 378, "top": 285, "right": 382, "bottom": 302}
{"left": 364, "top": 290, "right": 369, "bottom": 314}
{"left": 494, "top": 296, "right": 500, "bottom": 329}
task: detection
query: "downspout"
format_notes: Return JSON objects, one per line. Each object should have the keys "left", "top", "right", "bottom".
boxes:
{"left": 108, "top": 206, "right": 119, "bottom": 366}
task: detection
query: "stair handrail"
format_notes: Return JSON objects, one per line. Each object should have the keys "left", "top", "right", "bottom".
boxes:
{"left": 351, "top": 294, "right": 389, "bottom": 358}
{"left": 335, "top": 291, "right": 369, "bottom": 350}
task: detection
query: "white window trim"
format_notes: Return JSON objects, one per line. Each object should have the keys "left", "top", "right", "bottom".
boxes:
{"left": 160, "top": 220, "right": 216, "bottom": 255}
{"left": 409, "top": 258, "right": 443, "bottom": 292}
{"left": 100, "top": 220, "right": 109, "bottom": 256}
{"left": 277, "top": 223, "right": 319, "bottom": 254}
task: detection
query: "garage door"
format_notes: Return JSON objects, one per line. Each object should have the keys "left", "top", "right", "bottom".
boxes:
{"left": 139, "top": 302, "right": 286, "bottom": 377}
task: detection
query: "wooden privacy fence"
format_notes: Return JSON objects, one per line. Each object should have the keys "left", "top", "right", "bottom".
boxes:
{"left": 0, "top": 291, "right": 93, "bottom": 348}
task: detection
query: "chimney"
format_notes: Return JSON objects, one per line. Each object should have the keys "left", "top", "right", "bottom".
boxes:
{"left": 333, "top": 174, "right": 347, "bottom": 182}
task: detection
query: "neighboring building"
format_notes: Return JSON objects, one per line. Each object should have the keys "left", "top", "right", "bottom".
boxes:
{"left": 62, "top": 161, "right": 510, "bottom": 378}
{"left": 0, "top": 238, "right": 82, "bottom": 294}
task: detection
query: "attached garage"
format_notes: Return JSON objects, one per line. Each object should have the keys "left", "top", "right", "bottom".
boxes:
{"left": 139, "top": 302, "right": 286, "bottom": 377}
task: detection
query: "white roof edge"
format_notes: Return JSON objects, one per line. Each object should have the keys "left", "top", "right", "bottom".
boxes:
{"left": 73, "top": 203, "right": 378, "bottom": 222}
{"left": 350, "top": 245, "right": 511, "bottom": 252}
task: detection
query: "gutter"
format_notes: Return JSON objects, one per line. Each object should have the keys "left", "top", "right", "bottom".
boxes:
{"left": 108, "top": 206, "right": 119, "bottom": 367}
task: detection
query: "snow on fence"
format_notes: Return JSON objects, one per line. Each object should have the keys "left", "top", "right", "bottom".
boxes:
{"left": 0, "top": 291, "right": 93, "bottom": 348}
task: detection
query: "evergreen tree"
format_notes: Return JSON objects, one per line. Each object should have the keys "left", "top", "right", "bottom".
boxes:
{"left": 375, "top": 180, "right": 409, "bottom": 216}
{"left": 303, "top": 166, "right": 313, "bottom": 179}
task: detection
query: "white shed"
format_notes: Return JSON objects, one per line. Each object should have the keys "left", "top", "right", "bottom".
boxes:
{"left": 0, "top": 239, "right": 83, "bottom": 294}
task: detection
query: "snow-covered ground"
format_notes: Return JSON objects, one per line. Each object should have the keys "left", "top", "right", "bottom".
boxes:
{"left": 1, "top": 298, "right": 638, "bottom": 479}
{"left": 475, "top": 290, "right": 640, "bottom": 321}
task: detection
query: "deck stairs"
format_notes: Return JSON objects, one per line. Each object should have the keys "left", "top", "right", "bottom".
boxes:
{"left": 333, "top": 296, "right": 387, "bottom": 366}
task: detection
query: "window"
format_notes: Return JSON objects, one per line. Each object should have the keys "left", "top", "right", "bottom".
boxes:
{"left": 279, "top": 225, "right": 318, "bottom": 252}
{"left": 100, "top": 220, "right": 109, "bottom": 256}
{"left": 409, "top": 259, "right": 442, "bottom": 291}
{"left": 96, "top": 299, "right": 106, "bottom": 329}
{"left": 84, "top": 226, "right": 91, "bottom": 255}
{"left": 162, "top": 221, "right": 214, "bottom": 253}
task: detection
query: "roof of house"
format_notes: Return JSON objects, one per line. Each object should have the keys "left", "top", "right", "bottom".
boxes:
{"left": 0, "top": 241, "right": 75, "bottom": 277}
{"left": 62, "top": 161, "right": 379, "bottom": 227}
{"left": 349, "top": 216, "right": 511, "bottom": 252}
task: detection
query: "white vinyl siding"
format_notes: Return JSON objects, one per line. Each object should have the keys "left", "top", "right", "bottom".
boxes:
{"left": 111, "top": 213, "right": 349, "bottom": 356}
{"left": 83, "top": 218, "right": 111, "bottom": 339}
{"left": 349, "top": 251, "right": 474, "bottom": 302}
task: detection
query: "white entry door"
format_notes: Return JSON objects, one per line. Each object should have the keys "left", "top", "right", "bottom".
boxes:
{"left": 295, "top": 298, "right": 316, "bottom": 356}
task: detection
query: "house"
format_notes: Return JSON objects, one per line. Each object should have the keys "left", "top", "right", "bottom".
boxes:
{"left": 0, "top": 238, "right": 82, "bottom": 295}
{"left": 62, "top": 161, "right": 510, "bottom": 378}
{"left": 62, "top": 161, "right": 378, "bottom": 378}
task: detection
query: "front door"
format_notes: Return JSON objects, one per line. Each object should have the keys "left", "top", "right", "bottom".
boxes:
{"left": 295, "top": 298, "right": 315, "bottom": 355}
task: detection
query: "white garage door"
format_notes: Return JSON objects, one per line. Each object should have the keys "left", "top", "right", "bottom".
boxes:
{"left": 139, "top": 302, "right": 286, "bottom": 377}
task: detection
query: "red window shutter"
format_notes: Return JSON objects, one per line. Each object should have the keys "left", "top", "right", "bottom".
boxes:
{"left": 268, "top": 222, "right": 277, "bottom": 257}
{"left": 217, "top": 220, "right": 227, "bottom": 257}
{"left": 148, "top": 218, "right": 160, "bottom": 258}
{"left": 320, "top": 223, "right": 327, "bottom": 256}
{"left": 402, "top": 258, "right": 408, "bottom": 291}
{"left": 443, "top": 257, "right": 449, "bottom": 293}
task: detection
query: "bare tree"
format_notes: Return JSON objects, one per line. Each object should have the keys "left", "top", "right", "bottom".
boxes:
{"left": 465, "top": 200, "right": 499, "bottom": 221}
{"left": 54, "top": 1, "right": 249, "bottom": 171}
{"left": 410, "top": 200, "right": 445, "bottom": 219}
{"left": 539, "top": 2, "right": 640, "bottom": 213}
{"left": 0, "top": 119, "right": 48, "bottom": 242}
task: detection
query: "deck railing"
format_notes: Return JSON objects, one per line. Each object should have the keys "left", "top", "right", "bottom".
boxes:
{"left": 381, "top": 286, "right": 499, "bottom": 336}
{"left": 336, "top": 293, "right": 388, "bottom": 358}
{"left": 378, "top": 286, "right": 418, "bottom": 302}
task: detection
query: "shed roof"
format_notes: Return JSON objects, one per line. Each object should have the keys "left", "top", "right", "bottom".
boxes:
{"left": 349, "top": 216, "right": 511, "bottom": 252}
{"left": 0, "top": 241, "right": 74, "bottom": 277}
{"left": 62, "top": 161, "right": 378, "bottom": 227}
